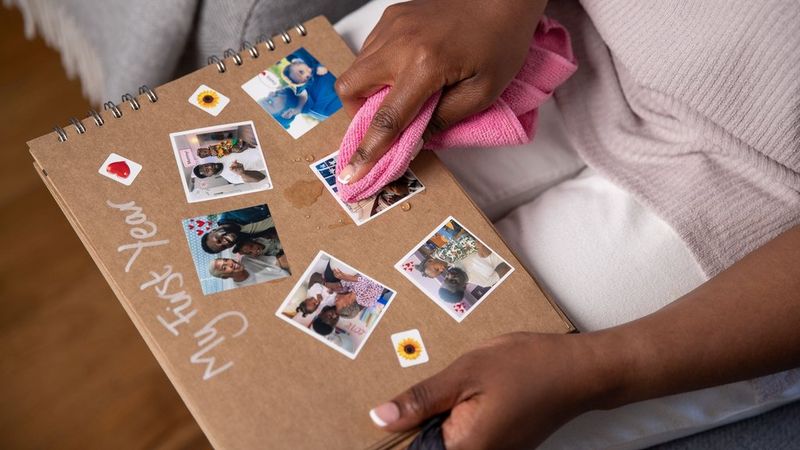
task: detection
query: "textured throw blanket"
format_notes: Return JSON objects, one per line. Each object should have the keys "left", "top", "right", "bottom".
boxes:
{"left": 5, "top": 0, "right": 367, "bottom": 105}
{"left": 548, "top": 0, "right": 800, "bottom": 277}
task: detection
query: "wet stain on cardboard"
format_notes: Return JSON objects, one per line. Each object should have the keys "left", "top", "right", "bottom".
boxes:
{"left": 327, "top": 217, "right": 350, "bottom": 229}
{"left": 284, "top": 180, "right": 323, "bottom": 208}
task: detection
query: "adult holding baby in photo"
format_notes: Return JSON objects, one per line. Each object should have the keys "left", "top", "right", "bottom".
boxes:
{"left": 295, "top": 263, "right": 383, "bottom": 327}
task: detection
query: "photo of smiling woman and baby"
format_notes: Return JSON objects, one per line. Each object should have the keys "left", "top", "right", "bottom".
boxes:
{"left": 276, "top": 251, "right": 395, "bottom": 359}
{"left": 242, "top": 48, "right": 342, "bottom": 139}
{"left": 182, "top": 204, "right": 290, "bottom": 295}
{"left": 396, "top": 217, "right": 514, "bottom": 322}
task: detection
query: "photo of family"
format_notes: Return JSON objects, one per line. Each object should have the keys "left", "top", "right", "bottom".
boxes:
{"left": 311, "top": 151, "right": 425, "bottom": 225}
{"left": 396, "top": 217, "right": 514, "bottom": 322}
{"left": 241, "top": 48, "right": 342, "bottom": 139}
{"left": 182, "top": 204, "right": 290, "bottom": 295}
{"left": 276, "top": 251, "right": 395, "bottom": 359}
{"left": 169, "top": 121, "right": 272, "bottom": 203}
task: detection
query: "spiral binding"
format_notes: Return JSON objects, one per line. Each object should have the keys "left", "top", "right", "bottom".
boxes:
{"left": 52, "top": 84, "right": 156, "bottom": 142}
{"left": 206, "top": 22, "right": 307, "bottom": 74}
{"left": 53, "top": 22, "right": 308, "bottom": 142}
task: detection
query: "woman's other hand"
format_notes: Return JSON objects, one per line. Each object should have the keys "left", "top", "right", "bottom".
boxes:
{"left": 369, "top": 332, "right": 618, "bottom": 450}
{"left": 335, "top": 0, "right": 547, "bottom": 184}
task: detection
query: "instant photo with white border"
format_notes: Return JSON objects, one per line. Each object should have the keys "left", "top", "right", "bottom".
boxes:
{"left": 309, "top": 151, "right": 425, "bottom": 226}
{"left": 395, "top": 216, "right": 515, "bottom": 322}
{"left": 169, "top": 120, "right": 272, "bottom": 203}
{"left": 241, "top": 47, "right": 342, "bottom": 139}
{"left": 275, "top": 250, "right": 396, "bottom": 359}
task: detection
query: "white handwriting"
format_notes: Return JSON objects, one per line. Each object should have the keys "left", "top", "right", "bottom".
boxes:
{"left": 106, "top": 200, "right": 169, "bottom": 272}
{"left": 191, "top": 312, "right": 249, "bottom": 380}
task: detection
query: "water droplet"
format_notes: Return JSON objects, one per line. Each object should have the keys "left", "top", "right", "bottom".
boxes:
{"left": 400, "top": 202, "right": 411, "bottom": 211}
{"left": 315, "top": 225, "right": 321, "bottom": 230}
{"left": 338, "top": 218, "right": 344, "bottom": 224}
{"left": 293, "top": 157, "right": 302, "bottom": 162}
{"left": 304, "top": 214, "right": 311, "bottom": 219}
{"left": 304, "top": 154, "right": 315, "bottom": 162}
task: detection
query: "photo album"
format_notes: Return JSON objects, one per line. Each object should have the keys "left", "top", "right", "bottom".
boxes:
{"left": 27, "top": 16, "right": 573, "bottom": 450}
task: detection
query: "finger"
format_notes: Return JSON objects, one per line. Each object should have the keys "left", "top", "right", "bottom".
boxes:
{"left": 443, "top": 397, "right": 502, "bottom": 450}
{"left": 422, "top": 77, "right": 497, "bottom": 142}
{"left": 360, "top": 2, "right": 404, "bottom": 52}
{"left": 335, "top": 52, "right": 393, "bottom": 117}
{"left": 337, "top": 77, "right": 440, "bottom": 185}
{"left": 369, "top": 361, "right": 468, "bottom": 432}
{"left": 360, "top": 22, "right": 383, "bottom": 52}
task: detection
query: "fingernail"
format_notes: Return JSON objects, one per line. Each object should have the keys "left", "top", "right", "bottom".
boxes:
{"left": 337, "top": 164, "right": 355, "bottom": 184}
{"left": 369, "top": 402, "right": 400, "bottom": 427}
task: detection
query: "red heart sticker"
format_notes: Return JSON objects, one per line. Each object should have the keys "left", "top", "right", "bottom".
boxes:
{"left": 106, "top": 160, "right": 131, "bottom": 178}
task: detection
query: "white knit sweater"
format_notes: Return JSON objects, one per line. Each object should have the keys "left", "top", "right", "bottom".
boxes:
{"left": 549, "top": 0, "right": 800, "bottom": 276}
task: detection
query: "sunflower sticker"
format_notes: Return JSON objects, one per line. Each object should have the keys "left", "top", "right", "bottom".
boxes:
{"left": 398, "top": 338, "right": 423, "bottom": 360}
{"left": 197, "top": 90, "right": 220, "bottom": 108}
{"left": 391, "top": 329, "right": 429, "bottom": 368}
{"left": 188, "top": 84, "right": 230, "bottom": 116}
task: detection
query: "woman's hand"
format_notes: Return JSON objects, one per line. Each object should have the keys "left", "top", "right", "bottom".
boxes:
{"left": 369, "top": 332, "right": 616, "bottom": 450}
{"left": 368, "top": 226, "right": 800, "bottom": 449}
{"left": 335, "top": 0, "right": 548, "bottom": 184}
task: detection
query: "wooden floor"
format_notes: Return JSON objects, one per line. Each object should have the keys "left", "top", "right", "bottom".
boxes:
{"left": 0, "top": 6, "right": 210, "bottom": 449}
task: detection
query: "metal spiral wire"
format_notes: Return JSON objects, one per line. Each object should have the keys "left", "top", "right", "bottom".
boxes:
{"left": 208, "top": 23, "right": 308, "bottom": 72}
{"left": 52, "top": 22, "right": 309, "bottom": 142}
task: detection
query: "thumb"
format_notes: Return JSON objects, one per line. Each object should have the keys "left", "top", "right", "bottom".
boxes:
{"left": 369, "top": 366, "right": 465, "bottom": 432}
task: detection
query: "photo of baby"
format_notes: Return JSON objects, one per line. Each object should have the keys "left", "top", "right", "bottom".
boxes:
{"left": 311, "top": 151, "right": 424, "bottom": 225}
{"left": 276, "top": 251, "right": 395, "bottom": 359}
{"left": 396, "top": 217, "right": 514, "bottom": 322}
{"left": 241, "top": 48, "right": 342, "bottom": 139}
{"left": 182, "top": 204, "right": 290, "bottom": 295}
{"left": 169, "top": 121, "right": 272, "bottom": 203}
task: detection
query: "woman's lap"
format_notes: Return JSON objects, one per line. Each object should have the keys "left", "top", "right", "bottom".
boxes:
{"left": 334, "top": 4, "right": 799, "bottom": 448}
{"left": 435, "top": 99, "right": 705, "bottom": 329}
{"left": 438, "top": 101, "right": 800, "bottom": 450}
{"left": 495, "top": 167, "right": 706, "bottom": 331}
{"left": 435, "top": 98, "right": 800, "bottom": 449}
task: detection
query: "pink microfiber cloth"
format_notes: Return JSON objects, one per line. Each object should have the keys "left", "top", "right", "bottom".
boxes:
{"left": 336, "top": 17, "right": 577, "bottom": 202}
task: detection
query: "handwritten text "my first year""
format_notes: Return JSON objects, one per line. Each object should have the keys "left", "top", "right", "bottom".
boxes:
{"left": 107, "top": 200, "right": 248, "bottom": 381}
